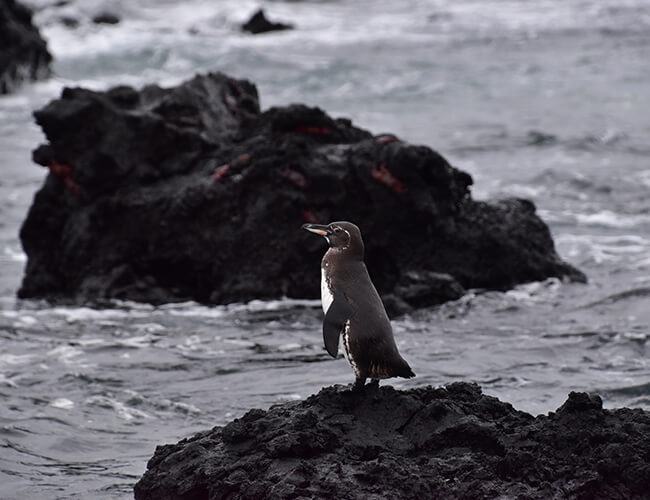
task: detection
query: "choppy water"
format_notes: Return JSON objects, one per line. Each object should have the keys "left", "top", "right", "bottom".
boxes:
{"left": 1, "top": 0, "right": 649, "bottom": 498}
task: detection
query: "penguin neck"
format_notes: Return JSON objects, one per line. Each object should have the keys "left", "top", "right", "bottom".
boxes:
{"left": 322, "top": 245, "right": 364, "bottom": 270}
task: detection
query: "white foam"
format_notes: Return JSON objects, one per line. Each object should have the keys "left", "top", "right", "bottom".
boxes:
{"left": 498, "top": 183, "right": 546, "bottom": 199}
{"left": 221, "top": 338, "right": 255, "bottom": 347}
{"left": 47, "top": 345, "right": 84, "bottom": 365}
{"left": 74, "top": 337, "right": 107, "bottom": 347}
{"left": 245, "top": 298, "right": 321, "bottom": 311}
{"left": 50, "top": 398, "right": 75, "bottom": 410}
{"left": 169, "top": 401, "right": 202, "bottom": 415}
{"left": 623, "top": 331, "right": 649, "bottom": 343}
{"left": 0, "top": 353, "right": 36, "bottom": 367}
{"left": 132, "top": 323, "right": 166, "bottom": 333}
{"left": 0, "top": 374, "right": 17, "bottom": 387}
{"left": 555, "top": 233, "right": 650, "bottom": 265}
{"left": 278, "top": 343, "right": 302, "bottom": 352}
{"left": 114, "top": 334, "right": 159, "bottom": 349}
{"left": 277, "top": 393, "right": 303, "bottom": 401}
{"left": 3, "top": 246, "right": 26, "bottom": 263}
{"left": 576, "top": 211, "right": 650, "bottom": 229}
{"left": 505, "top": 278, "right": 562, "bottom": 302}
{"left": 49, "top": 306, "right": 151, "bottom": 323}
{"left": 85, "top": 395, "right": 151, "bottom": 421}
{"left": 17, "top": 315, "right": 37, "bottom": 325}
{"left": 177, "top": 334, "right": 203, "bottom": 351}
{"left": 146, "top": 392, "right": 202, "bottom": 415}
{"left": 165, "top": 303, "right": 227, "bottom": 318}
{"left": 541, "top": 209, "right": 650, "bottom": 229}
{"left": 110, "top": 300, "right": 156, "bottom": 311}
{"left": 5, "top": 314, "right": 38, "bottom": 328}
{"left": 163, "top": 298, "right": 320, "bottom": 318}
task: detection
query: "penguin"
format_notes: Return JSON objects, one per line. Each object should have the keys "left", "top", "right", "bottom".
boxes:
{"left": 302, "top": 221, "right": 415, "bottom": 390}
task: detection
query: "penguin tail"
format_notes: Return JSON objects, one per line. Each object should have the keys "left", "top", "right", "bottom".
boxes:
{"left": 394, "top": 355, "right": 415, "bottom": 379}
{"left": 372, "top": 359, "right": 415, "bottom": 379}
{"left": 382, "top": 359, "right": 415, "bottom": 378}
{"left": 398, "top": 362, "right": 415, "bottom": 379}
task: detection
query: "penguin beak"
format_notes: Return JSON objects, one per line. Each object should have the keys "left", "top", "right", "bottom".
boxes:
{"left": 302, "top": 223, "right": 330, "bottom": 236}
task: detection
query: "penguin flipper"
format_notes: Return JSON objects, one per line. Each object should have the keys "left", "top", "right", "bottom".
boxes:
{"left": 323, "top": 288, "right": 352, "bottom": 358}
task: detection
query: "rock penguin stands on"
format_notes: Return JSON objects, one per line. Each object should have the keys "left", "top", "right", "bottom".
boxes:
{"left": 302, "top": 221, "right": 415, "bottom": 389}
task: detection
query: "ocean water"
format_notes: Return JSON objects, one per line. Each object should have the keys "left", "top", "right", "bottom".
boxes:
{"left": 1, "top": 0, "right": 649, "bottom": 498}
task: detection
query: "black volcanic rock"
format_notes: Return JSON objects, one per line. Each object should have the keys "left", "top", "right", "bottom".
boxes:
{"left": 241, "top": 9, "right": 294, "bottom": 34}
{"left": 18, "top": 71, "right": 585, "bottom": 308}
{"left": 0, "top": 0, "right": 52, "bottom": 94}
{"left": 134, "top": 383, "right": 650, "bottom": 499}
{"left": 91, "top": 12, "right": 120, "bottom": 25}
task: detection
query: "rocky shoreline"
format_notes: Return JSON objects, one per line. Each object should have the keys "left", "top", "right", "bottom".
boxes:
{"left": 19, "top": 72, "right": 585, "bottom": 312}
{"left": 0, "top": 0, "right": 52, "bottom": 94}
{"left": 134, "top": 382, "right": 650, "bottom": 499}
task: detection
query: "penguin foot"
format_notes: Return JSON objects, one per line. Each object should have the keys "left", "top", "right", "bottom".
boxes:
{"left": 365, "top": 378, "right": 381, "bottom": 399}
{"left": 351, "top": 377, "right": 366, "bottom": 392}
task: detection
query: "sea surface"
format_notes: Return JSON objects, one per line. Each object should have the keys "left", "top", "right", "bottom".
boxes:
{"left": 1, "top": 0, "right": 649, "bottom": 498}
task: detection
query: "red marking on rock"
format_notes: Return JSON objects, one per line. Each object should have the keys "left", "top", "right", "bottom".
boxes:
{"left": 49, "top": 160, "right": 79, "bottom": 194}
{"left": 64, "top": 178, "right": 80, "bottom": 195}
{"left": 290, "top": 125, "right": 332, "bottom": 136}
{"left": 279, "top": 167, "right": 308, "bottom": 188}
{"left": 213, "top": 164, "right": 231, "bottom": 183}
{"left": 375, "top": 134, "right": 399, "bottom": 144}
{"left": 223, "top": 94, "right": 238, "bottom": 115}
{"left": 302, "top": 211, "right": 319, "bottom": 224}
{"left": 214, "top": 154, "right": 250, "bottom": 183}
{"left": 228, "top": 82, "right": 243, "bottom": 97}
{"left": 371, "top": 164, "right": 406, "bottom": 194}
{"left": 49, "top": 160, "right": 73, "bottom": 178}
{"left": 232, "top": 153, "right": 250, "bottom": 166}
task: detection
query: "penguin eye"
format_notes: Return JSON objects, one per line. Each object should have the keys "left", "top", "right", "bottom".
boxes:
{"left": 333, "top": 227, "right": 341, "bottom": 233}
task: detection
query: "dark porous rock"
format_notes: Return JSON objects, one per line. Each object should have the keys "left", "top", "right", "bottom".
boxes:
{"left": 395, "top": 270, "right": 465, "bottom": 308}
{"left": 18, "top": 71, "right": 585, "bottom": 308}
{"left": 0, "top": 0, "right": 52, "bottom": 94}
{"left": 384, "top": 271, "right": 465, "bottom": 316}
{"left": 241, "top": 9, "right": 294, "bottom": 34}
{"left": 134, "top": 383, "right": 650, "bottom": 500}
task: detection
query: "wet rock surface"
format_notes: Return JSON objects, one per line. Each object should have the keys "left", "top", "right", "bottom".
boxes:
{"left": 134, "top": 382, "right": 650, "bottom": 500}
{"left": 0, "top": 0, "right": 52, "bottom": 94}
{"left": 19, "top": 72, "right": 585, "bottom": 307}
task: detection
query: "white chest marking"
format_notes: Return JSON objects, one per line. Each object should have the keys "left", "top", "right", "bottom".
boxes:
{"left": 341, "top": 321, "right": 359, "bottom": 377}
{"left": 321, "top": 267, "right": 333, "bottom": 314}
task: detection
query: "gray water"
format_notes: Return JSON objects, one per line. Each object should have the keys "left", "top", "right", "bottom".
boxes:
{"left": 1, "top": 0, "right": 649, "bottom": 498}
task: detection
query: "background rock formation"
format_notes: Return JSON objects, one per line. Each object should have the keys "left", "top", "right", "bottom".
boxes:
{"left": 0, "top": 0, "right": 52, "bottom": 94}
{"left": 19, "top": 72, "right": 585, "bottom": 310}
{"left": 241, "top": 9, "right": 294, "bottom": 34}
{"left": 134, "top": 383, "right": 650, "bottom": 499}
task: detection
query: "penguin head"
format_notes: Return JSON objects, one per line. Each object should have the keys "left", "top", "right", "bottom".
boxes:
{"left": 302, "top": 221, "right": 364, "bottom": 256}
